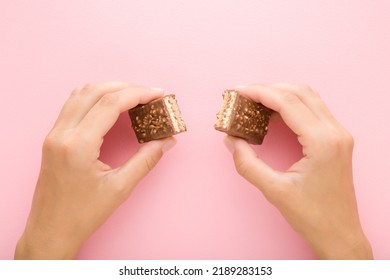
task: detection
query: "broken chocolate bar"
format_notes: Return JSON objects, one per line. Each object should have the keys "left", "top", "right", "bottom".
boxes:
{"left": 129, "top": 94, "right": 186, "bottom": 143}
{"left": 215, "top": 90, "right": 271, "bottom": 145}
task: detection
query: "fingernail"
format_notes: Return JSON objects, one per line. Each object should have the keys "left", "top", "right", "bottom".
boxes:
{"left": 162, "top": 138, "right": 177, "bottom": 153}
{"left": 151, "top": 87, "right": 164, "bottom": 93}
{"left": 223, "top": 137, "right": 235, "bottom": 154}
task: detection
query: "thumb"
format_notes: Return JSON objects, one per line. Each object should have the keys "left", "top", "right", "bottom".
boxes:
{"left": 224, "top": 136, "right": 282, "bottom": 200}
{"left": 113, "top": 137, "right": 176, "bottom": 192}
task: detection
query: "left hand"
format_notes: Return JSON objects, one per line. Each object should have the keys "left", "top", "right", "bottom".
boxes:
{"left": 15, "top": 82, "right": 176, "bottom": 259}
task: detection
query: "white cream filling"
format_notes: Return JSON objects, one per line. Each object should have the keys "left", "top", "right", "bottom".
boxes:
{"left": 164, "top": 96, "right": 185, "bottom": 132}
{"left": 216, "top": 90, "right": 237, "bottom": 129}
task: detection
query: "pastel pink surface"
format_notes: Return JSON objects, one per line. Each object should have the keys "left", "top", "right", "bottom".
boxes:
{"left": 1, "top": 0, "right": 389, "bottom": 259}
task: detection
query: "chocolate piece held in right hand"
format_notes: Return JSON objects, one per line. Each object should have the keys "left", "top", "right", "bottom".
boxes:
{"left": 215, "top": 90, "right": 271, "bottom": 145}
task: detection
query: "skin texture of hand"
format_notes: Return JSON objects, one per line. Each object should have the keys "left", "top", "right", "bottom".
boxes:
{"left": 224, "top": 84, "right": 373, "bottom": 259}
{"left": 15, "top": 82, "right": 176, "bottom": 259}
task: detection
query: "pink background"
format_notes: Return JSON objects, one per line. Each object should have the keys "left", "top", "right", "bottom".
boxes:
{"left": 1, "top": 0, "right": 389, "bottom": 259}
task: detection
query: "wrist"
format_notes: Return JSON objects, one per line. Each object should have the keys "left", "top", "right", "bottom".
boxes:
{"left": 313, "top": 230, "right": 373, "bottom": 260}
{"left": 15, "top": 229, "right": 80, "bottom": 260}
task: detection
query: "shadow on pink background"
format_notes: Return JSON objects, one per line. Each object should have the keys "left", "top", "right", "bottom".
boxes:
{"left": 1, "top": 0, "right": 389, "bottom": 259}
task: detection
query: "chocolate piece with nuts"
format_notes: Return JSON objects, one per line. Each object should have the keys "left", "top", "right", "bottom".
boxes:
{"left": 129, "top": 94, "right": 187, "bottom": 143}
{"left": 214, "top": 90, "right": 271, "bottom": 145}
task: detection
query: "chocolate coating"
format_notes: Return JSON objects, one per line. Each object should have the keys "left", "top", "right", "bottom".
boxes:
{"left": 215, "top": 90, "right": 271, "bottom": 145}
{"left": 129, "top": 95, "right": 186, "bottom": 143}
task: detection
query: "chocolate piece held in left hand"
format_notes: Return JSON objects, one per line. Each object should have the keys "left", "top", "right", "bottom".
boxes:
{"left": 129, "top": 94, "right": 187, "bottom": 143}
{"left": 215, "top": 90, "right": 271, "bottom": 145}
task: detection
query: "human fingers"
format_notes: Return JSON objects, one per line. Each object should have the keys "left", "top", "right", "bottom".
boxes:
{"left": 235, "top": 84, "right": 320, "bottom": 140}
{"left": 268, "top": 83, "right": 337, "bottom": 124}
{"left": 53, "top": 81, "right": 130, "bottom": 130}
{"left": 75, "top": 86, "right": 164, "bottom": 153}
{"left": 224, "top": 136, "right": 287, "bottom": 203}
{"left": 110, "top": 137, "right": 177, "bottom": 196}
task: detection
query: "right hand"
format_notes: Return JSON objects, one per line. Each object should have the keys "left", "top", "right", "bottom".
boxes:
{"left": 224, "top": 83, "right": 373, "bottom": 259}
